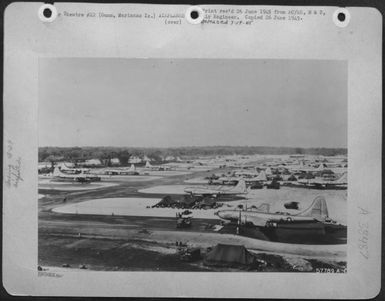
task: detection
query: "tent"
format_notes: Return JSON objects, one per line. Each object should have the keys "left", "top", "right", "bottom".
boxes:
{"left": 320, "top": 169, "right": 334, "bottom": 176}
{"left": 153, "top": 195, "right": 176, "bottom": 207}
{"left": 204, "top": 244, "right": 255, "bottom": 268}
{"left": 287, "top": 174, "right": 297, "bottom": 181}
{"left": 153, "top": 195, "right": 198, "bottom": 208}
{"left": 304, "top": 172, "right": 315, "bottom": 179}
{"left": 194, "top": 197, "right": 217, "bottom": 209}
{"left": 181, "top": 195, "right": 201, "bottom": 207}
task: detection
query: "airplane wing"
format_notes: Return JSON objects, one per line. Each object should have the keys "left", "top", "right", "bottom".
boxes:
{"left": 215, "top": 209, "right": 272, "bottom": 227}
{"left": 184, "top": 187, "right": 219, "bottom": 195}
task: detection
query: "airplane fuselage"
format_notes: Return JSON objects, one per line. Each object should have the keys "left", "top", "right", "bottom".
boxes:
{"left": 217, "top": 209, "right": 317, "bottom": 227}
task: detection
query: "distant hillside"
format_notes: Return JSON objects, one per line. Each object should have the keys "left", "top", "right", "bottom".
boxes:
{"left": 38, "top": 146, "right": 347, "bottom": 164}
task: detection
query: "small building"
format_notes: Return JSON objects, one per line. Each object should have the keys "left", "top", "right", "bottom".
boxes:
{"left": 128, "top": 156, "right": 142, "bottom": 164}
{"left": 110, "top": 158, "right": 120, "bottom": 166}
{"left": 84, "top": 159, "right": 103, "bottom": 167}
{"left": 38, "top": 161, "right": 52, "bottom": 170}
{"left": 38, "top": 161, "right": 53, "bottom": 173}
{"left": 58, "top": 162, "right": 75, "bottom": 169}
{"left": 286, "top": 174, "right": 297, "bottom": 181}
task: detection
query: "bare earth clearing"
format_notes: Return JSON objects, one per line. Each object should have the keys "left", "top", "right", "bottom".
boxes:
{"left": 39, "top": 168, "right": 347, "bottom": 272}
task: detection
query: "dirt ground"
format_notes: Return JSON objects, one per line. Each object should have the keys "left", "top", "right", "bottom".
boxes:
{"left": 38, "top": 233, "right": 346, "bottom": 272}
{"left": 39, "top": 167, "right": 347, "bottom": 272}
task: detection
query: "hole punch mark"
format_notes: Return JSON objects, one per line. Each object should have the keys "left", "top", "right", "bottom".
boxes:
{"left": 190, "top": 10, "right": 199, "bottom": 20}
{"left": 43, "top": 8, "right": 52, "bottom": 19}
{"left": 333, "top": 8, "right": 350, "bottom": 28}
{"left": 185, "top": 6, "right": 204, "bottom": 24}
{"left": 38, "top": 4, "right": 58, "bottom": 22}
{"left": 337, "top": 12, "right": 346, "bottom": 22}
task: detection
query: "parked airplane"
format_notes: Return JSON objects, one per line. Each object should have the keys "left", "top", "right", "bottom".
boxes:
{"left": 215, "top": 196, "right": 334, "bottom": 227}
{"left": 144, "top": 161, "right": 171, "bottom": 171}
{"left": 125, "top": 164, "right": 140, "bottom": 174}
{"left": 215, "top": 196, "right": 347, "bottom": 243}
{"left": 184, "top": 179, "right": 248, "bottom": 197}
{"left": 104, "top": 164, "right": 139, "bottom": 176}
{"left": 209, "top": 176, "right": 239, "bottom": 185}
{"left": 297, "top": 172, "right": 347, "bottom": 189}
{"left": 233, "top": 170, "right": 260, "bottom": 178}
{"left": 288, "top": 162, "right": 325, "bottom": 173}
{"left": 53, "top": 167, "right": 100, "bottom": 182}
{"left": 57, "top": 163, "right": 89, "bottom": 174}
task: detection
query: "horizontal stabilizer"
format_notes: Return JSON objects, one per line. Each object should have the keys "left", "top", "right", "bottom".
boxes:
{"left": 256, "top": 203, "right": 270, "bottom": 213}
{"left": 298, "top": 196, "right": 329, "bottom": 220}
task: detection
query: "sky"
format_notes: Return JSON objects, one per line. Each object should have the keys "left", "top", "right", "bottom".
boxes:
{"left": 39, "top": 58, "right": 347, "bottom": 148}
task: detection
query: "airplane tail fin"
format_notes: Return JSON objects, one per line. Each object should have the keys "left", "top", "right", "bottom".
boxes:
{"left": 234, "top": 179, "right": 247, "bottom": 193}
{"left": 53, "top": 166, "right": 62, "bottom": 177}
{"left": 335, "top": 172, "right": 347, "bottom": 184}
{"left": 256, "top": 170, "right": 267, "bottom": 181}
{"left": 299, "top": 196, "right": 329, "bottom": 220}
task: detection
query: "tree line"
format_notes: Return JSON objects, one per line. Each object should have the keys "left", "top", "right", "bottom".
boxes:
{"left": 38, "top": 146, "right": 347, "bottom": 165}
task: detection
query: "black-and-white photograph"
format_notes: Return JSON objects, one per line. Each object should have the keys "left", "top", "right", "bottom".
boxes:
{"left": 37, "top": 58, "right": 348, "bottom": 272}
{"left": 3, "top": 2, "right": 382, "bottom": 298}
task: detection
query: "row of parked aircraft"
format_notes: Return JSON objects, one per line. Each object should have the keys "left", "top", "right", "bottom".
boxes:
{"left": 51, "top": 161, "right": 172, "bottom": 181}
{"left": 263, "top": 161, "right": 347, "bottom": 175}
{"left": 295, "top": 172, "right": 347, "bottom": 189}
{"left": 184, "top": 179, "right": 248, "bottom": 197}
{"left": 186, "top": 170, "right": 347, "bottom": 196}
